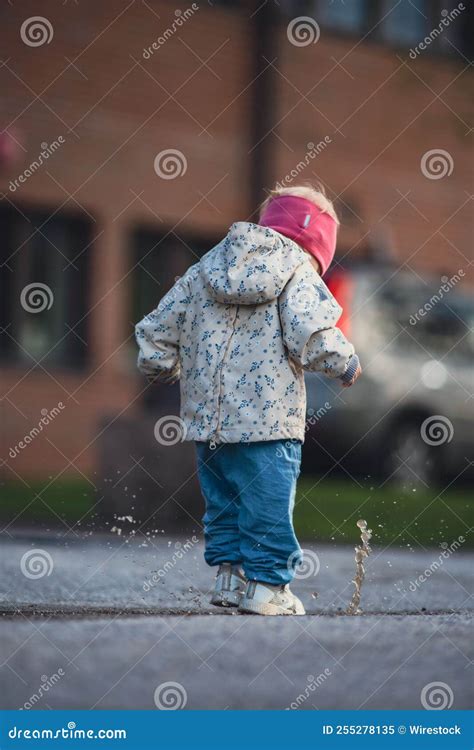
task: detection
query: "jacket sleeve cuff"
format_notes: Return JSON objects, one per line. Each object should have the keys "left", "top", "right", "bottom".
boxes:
{"left": 340, "top": 354, "right": 359, "bottom": 385}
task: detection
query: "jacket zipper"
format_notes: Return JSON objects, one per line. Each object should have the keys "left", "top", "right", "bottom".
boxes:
{"left": 209, "top": 305, "right": 239, "bottom": 448}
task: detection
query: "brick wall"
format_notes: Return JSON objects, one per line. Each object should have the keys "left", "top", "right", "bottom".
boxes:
{"left": 275, "top": 30, "right": 473, "bottom": 277}
{"left": 0, "top": 1, "right": 472, "bottom": 479}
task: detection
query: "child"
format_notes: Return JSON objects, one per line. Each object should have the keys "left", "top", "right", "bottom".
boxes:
{"left": 135, "top": 184, "right": 361, "bottom": 615}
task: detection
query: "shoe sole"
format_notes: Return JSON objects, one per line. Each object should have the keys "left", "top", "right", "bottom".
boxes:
{"left": 210, "top": 590, "right": 243, "bottom": 608}
{"left": 238, "top": 598, "right": 305, "bottom": 616}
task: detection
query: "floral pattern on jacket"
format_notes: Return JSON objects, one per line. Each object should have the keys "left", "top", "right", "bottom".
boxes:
{"left": 135, "top": 222, "right": 355, "bottom": 444}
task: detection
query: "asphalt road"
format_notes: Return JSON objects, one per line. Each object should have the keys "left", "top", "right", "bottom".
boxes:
{"left": 0, "top": 529, "right": 472, "bottom": 710}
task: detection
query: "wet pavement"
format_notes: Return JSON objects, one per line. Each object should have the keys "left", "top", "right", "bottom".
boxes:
{"left": 0, "top": 531, "right": 472, "bottom": 709}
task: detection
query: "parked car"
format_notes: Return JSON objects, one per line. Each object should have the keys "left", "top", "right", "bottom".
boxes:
{"left": 303, "top": 262, "right": 474, "bottom": 486}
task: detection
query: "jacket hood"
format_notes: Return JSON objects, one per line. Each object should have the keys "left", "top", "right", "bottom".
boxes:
{"left": 200, "top": 222, "right": 308, "bottom": 305}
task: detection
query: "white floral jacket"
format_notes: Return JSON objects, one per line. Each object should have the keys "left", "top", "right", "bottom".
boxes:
{"left": 135, "top": 222, "right": 356, "bottom": 444}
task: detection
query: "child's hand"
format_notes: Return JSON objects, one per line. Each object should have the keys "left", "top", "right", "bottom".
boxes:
{"left": 342, "top": 363, "right": 362, "bottom": 387}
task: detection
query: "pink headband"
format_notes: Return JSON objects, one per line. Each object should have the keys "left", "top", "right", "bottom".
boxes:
{"left": 259, "top": 195, "right": 337, "bottom": 275}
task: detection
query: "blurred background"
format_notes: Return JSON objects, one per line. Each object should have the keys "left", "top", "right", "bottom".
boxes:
{"left": 0, "top": 0, "right": 472, "bottom": 546}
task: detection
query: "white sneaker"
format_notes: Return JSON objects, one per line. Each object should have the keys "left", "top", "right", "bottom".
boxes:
{"left": 238, "top": 581, "right": 306, "bottom": 615}
{"left": 210, "top": 563, "right": 246, "bottom": 608}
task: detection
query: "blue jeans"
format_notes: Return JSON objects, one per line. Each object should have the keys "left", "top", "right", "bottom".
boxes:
{"left": 195, "top": 440, "right": 302, "bottom": 585}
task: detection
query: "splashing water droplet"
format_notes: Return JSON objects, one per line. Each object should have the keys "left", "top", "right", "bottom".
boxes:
{"left": 347, "top": 519, "right": 372, "bottom": 615}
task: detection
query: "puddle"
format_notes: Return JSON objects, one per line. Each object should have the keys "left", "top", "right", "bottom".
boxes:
{"left": 0, "top": 604, "right": 468, "bottom": 620}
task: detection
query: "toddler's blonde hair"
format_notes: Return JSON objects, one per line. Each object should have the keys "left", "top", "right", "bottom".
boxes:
{"left": 259, "top": 183, "right": 340, "bottom": 225}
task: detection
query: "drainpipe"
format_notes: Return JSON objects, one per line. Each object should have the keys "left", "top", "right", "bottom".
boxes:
{"left": 249, "top": 1, "right": 279, "bottom": 217}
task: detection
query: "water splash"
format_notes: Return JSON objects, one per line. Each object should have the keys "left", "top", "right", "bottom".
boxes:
{"left": 346, "top": 519, "right": 372, "bottom": 615}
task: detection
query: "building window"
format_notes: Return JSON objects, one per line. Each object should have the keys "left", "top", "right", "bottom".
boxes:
{"left": 130, "top": 227, "right": 218, "bottom": 406}
{"left": 318, "top": 0, "right": 367, "bottom": 33}
{"left": 279, "top": 1, "right": 367, "bottom": 33}
{"left": 0, "top": 204, "right": 92, "bottom": 370}
{"left": 278, "top": 0, "right": 471, "bottom": 57}
{"left": 434, "top": 1, "right": 469, "bottom": 56}
{"left": 379, "top": 0, "right": 428, "bottom": 46}
{"left": 377, "top": 0, "right": 471, "bottom": 55}
{"left": 131, "top": 227, "right": 221, "bottom": 328}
